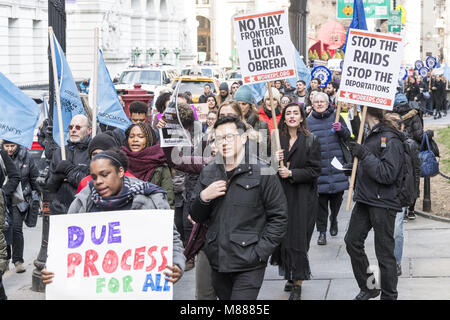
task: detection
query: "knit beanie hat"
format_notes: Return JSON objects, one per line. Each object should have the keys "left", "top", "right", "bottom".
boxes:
{"left": 234, "top": 85, "right": 253, "bottom": 105}
{"left": 264, "top": 87, "right": 281, "bottom": 105}
{"left": 88, "top": 132, "right": 119, "bottom": 157}
{"left": 219, "top": 82, "right": 229, "bottom": 92}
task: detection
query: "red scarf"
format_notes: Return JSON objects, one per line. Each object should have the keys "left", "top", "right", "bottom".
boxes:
{"left": 121, "top": 143, "right": 167, "bottom": 182}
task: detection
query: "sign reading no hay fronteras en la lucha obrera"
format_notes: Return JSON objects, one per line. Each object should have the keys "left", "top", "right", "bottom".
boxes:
{"left": 233, "top": 9, "right": 297, "bottom": 85}
{"left": 338, "top": 29, "right": 404, "bottom": 111}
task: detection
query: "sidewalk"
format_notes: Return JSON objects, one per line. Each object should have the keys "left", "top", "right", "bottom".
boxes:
{"left": 4, "top": 199, "right": 450, "bottom": 300}
{"left": 174, "top": 200, "right": 450, "bottom": 300}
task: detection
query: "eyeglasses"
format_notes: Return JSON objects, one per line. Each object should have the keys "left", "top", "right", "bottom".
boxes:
{"left": 314, "top": 101, "right": 328, "bottom": 104}
{"left": 69, "top": 125, "right": 84, "bottom": 131}
{"left": 215, "top": 133, "right": 240, "bottom": 144}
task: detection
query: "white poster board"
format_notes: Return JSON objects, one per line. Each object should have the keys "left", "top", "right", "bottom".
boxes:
{"left": 46, "top": 210, "right": 174, "bottom": 300}
{"left": 233, "top": 9, "right": 296, "bottom": 85}
{"left": 338, "top": 29, "right": 404, "bottom": 111}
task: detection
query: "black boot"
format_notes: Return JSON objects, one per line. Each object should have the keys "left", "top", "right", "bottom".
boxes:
{"left": 284, "top": 280, "right": 293, "bottom": 292}
{"left": 330, "top": 220, "right": 338, "bottom": 236}
{"left": 289, "top": 285, "right": 302, "bottom": 300}
{"left": 318, "top": 232, "right": 327, "bottom": 245}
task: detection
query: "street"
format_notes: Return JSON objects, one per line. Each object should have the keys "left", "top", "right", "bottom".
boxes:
{"left": 4, "top": 197, "right": 450, "bottom": 300}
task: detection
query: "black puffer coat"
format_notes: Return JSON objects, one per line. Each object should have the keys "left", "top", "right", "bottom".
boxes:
{"left": 46, "top": 138, "right": 91, "bottom": 214}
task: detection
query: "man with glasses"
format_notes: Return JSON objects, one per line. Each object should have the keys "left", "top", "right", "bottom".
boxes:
{"left": 190, "top": 116, "right": 288, "bottom": 300}
{"left": 307, "top": 92, "right": 350, "bottom": 246}
{"left": 46, "top": 114, "right": 92, "bottom": 215}
{"left": 230, "top": 82, "right": 240, "bottom": 97}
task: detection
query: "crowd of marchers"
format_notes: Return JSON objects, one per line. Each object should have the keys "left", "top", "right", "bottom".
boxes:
{"left": 0, "top": 70, "right": 442, "bottom": 301}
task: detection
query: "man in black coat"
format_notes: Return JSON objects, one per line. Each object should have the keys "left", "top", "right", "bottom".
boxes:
{"left": 190, "top": 116, "right": 288, "bottom": 300}
{"left": 431, "top": 75, "right": 446, "bottom": 119}
{"left": 46, "top": 114, "right": 92, "bottom": 215}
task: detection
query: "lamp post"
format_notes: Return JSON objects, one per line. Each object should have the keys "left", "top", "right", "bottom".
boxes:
{"left": 32, "top": 0, "right": 66, "bottom": 293}
{"left": 173, "top": 47, "right": 181, "bottom": 67}
{"left": 160, "top": 47, "right": 169, "bottom": 61}
{"left": 131, "top": 47, "right": 142, "bottom": 65}
{"left": 146, "top": 48, "right": 156, "bottom": 64}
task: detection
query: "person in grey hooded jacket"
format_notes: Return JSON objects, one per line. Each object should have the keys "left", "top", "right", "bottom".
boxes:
{"left": 41, "top": 148, "right": 185, "bottom": 286}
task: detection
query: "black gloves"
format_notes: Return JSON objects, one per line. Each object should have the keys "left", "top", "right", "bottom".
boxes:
{"left": 425, "top": 130, "right": 434, "bottom": 139}
{"left": 348, "top": 141, "right": 369, "bottom": 160}
{"left": 55, "top": 160, "right": 74, "bottom": 175}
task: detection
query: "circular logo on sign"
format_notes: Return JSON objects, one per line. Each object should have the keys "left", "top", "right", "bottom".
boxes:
{"left": 311, "top": 66, "right": 332, "bottom": 88}
{"left": 426, "top": 56, "right": 437, "bottom": 69}
{"left": 419, "top": 67, "right": 429, "bottom": 78}
{"left": 415, "top": 60, "right": 424, "bottom": 70}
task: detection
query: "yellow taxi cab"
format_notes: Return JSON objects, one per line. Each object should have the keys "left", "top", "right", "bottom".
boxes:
{"left": 171, "top": 75, "right": 220, "bottom": 103}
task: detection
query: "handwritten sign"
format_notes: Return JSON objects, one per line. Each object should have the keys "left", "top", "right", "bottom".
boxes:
{"left": 338, "top": 29, "right": 404, "bottom": 111}
{"left": 46, "top": 210, "right": 174, "bottom": 300}
{"left": 194, "top": 103, "right": 210, "bottom": 123}
{"left": 233, "top": 9, "right": 296, "bottom": 84}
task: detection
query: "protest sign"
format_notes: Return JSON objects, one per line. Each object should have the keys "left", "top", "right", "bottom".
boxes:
{"left": 159, "top": 79, "right": 192, "bottom": 147}
{"left": 194, "top": 103, "right": 210, "bottom": 123}
{"left": 46, "top": 210, "right": 174, "bottom": 300}
{"left": 338, "top": 29, "right": 404, "bottom": 111}
{"left": 233, "top": 9, "right": 296, "bottom": 84}
{"left": 311, "top": 66, "right": 332, "bottom": 88}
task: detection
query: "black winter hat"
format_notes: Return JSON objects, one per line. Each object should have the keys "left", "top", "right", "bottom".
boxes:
{"left": 88, "top": 133, "right": 118, "bottom": 157}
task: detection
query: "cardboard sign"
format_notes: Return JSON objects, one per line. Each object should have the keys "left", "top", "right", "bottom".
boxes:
{"left": 233, "top": 9, "right": 296, "bottom": 84}
{"left": 338, "top": 29, "right": 403, "bottom": 111}
{"left": 194, "top": 103, "right": 210, "bottom": 123}
{"left": 46, "top": 210, "right": 174, "bottom": 300}
{"left": 159, "top": 100, "right": 192, "bottom": 147}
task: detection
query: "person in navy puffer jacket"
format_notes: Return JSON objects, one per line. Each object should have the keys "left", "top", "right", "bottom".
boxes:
{"left": 307, "top": 92, "right": 350, "bottom": 246}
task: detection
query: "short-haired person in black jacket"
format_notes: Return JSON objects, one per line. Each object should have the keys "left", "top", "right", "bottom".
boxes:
{"left": 190, "top": 116, "right": 288, "bottom": 300}
{"left": 345, "top": 107, "right": 404, "bottom": 300}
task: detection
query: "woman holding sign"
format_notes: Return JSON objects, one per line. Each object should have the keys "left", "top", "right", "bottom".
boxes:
{"left": 41, "top": 149, "right": 185, "bottom": 285}
{"left": 271, "top": 103, "right": 321, "bottom": 300}
{"left": 345, "top": 107, "right": 404, "bottom": 300}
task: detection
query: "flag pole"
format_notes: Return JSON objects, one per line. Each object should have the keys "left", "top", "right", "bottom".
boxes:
{"left": 346, "top": 105, "right": 367, "bottom": 211}
{"left": 92, "top": 27, "right": 99, "bottom": 138}
{"left": 48, "top": 26, "right": 66, "bottom": 161}
{"left": 266, "top": 81, "right": 284, "bottom": 168}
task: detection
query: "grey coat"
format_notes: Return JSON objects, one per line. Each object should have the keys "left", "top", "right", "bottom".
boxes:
{"left": 68, "top": 177, "right": 186, "bottom": 273}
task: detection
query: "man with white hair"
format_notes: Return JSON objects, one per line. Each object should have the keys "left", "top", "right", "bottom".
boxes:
{"left": 46, "top": 114, "right": 92, "bottom": 214}
{"left": 306, "top": 92, "right": 351, "bottom": 246}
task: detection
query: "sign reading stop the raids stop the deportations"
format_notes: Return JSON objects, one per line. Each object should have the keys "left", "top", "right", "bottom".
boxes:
{"left": 338, "top": 29, "right": 404, "bottom": 111}
{"left": 234, "top": 9, "right": 296, "bottom": 85}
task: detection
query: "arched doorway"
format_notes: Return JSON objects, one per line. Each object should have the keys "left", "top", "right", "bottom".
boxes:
{"left": 196, "top": 16, "right": 211, "bottom": 62}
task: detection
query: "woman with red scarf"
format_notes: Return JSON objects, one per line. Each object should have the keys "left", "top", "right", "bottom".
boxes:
{"left": 121, "top": 122, "right": 174, "bottom": 208}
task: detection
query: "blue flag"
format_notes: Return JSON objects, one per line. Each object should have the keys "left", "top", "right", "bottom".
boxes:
{"left": 287, "top": 46, "right": 312, "bottom": 89}
{"left": 249, "top": 82, "right": 267, "bottom": 104}
{"left": 52, "top": 33, "right": 85, "bottom": 147}
{"left": 444, "top": 64, "right": 450, "bottom": 81}
{"left": 0, "top": 73, "right": 40, "bottom": 149}
{"left": 90, "top": 50, "right": 132, "bottom": 131}
{"left": 342, "top": 0, "right": 368, "bottom": 52}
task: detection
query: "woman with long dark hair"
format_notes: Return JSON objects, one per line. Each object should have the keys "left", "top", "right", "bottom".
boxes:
{"left": 271, "top": 103, "right": 322, "bottom": 300}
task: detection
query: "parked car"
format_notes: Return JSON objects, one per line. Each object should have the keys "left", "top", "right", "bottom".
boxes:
{"left": 181, "top": 65, "right": 224, "bottom": 82}
{"left": 114, "top": 66, "right": 176, "bottom": 97}
{"left": 225, "top": 69, "right": 242, "bottom": 87}
{"left": 171, "top": 75, "right": 220, "bottom": 103}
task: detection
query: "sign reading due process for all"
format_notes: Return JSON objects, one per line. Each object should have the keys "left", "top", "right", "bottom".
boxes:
{"left": 234, "top": 9, "right": 296, "bottom": 84}
{"left": 46, "top": 210, "right": 174, "bottom": 300}
{"left": 338, "top": 29, "right": 404, "bottom": 111}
